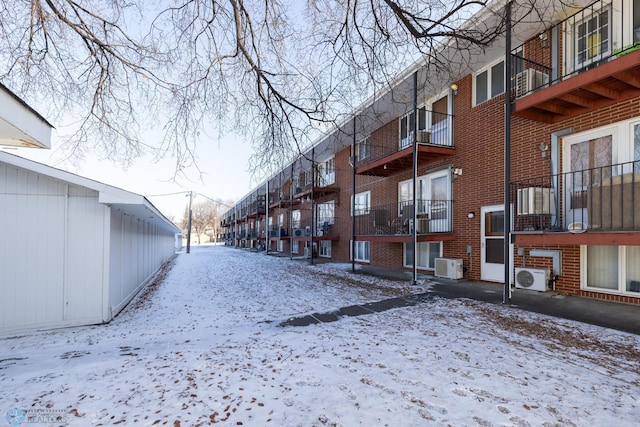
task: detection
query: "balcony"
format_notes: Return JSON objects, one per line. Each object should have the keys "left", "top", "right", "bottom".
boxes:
{"left": 511, "top": 0, "right": 640, "bottom": 123}
{"left": 289, "top": 218, "right": 339, "bottom": 241}
{"left": 354, "top": 111, "right": 455, "bottom": 177}
{"left": 511, "top": 160, "right": 640, "bottom": 245}
{"left": 354, "top": 200, "right": 455, "bottom": 242}
{"left": 292, "top": 181, "right": 339, "bottom": 201}
{"left": 268, "top": 226, "right": 289, "bottom": 239}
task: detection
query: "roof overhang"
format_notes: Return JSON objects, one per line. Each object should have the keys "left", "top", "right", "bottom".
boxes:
{"left": 0, "top": 84, "right": 53, "bottom": 149}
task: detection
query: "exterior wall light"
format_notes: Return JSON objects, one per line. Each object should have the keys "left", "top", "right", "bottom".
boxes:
{"left": 467, "top": 211, "right": 475, "bottom": 219}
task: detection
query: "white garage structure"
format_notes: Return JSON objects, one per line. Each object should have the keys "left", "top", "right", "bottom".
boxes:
{"left": 0, "top": 152, "right": 180, "bottom": 335}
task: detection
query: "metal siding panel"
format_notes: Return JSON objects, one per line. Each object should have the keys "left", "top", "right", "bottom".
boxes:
{"left": 64, "top": 188, "right": 105, "bottom": 323}
{"left": 0, "top": 165, "right": 66, "bottom": 333}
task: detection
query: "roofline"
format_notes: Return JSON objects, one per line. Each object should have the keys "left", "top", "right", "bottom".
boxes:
{"left": 0, "top": 151, "right": 179, "bottom": 233}
{"left": 0, "top": 82, "right": 55, "bottom": 129}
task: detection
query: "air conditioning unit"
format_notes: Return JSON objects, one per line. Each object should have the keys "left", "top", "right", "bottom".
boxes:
{"left": 434, "top": 258, "right": 463, "bottom": 279}
{"left": 515, "top": 267, "right": 549, "bottom": 291}
{"left": 514, "top": 69, "right": 549, "bottom": 98}
{"left": 417, "top": 130, "right": 431, "bottom": 145}
{"left": 293, "top": 228, "right": 304, "bottom": 237}
{"left": 517, "top": 187, "right": 555, "bottom": 215}
{"left": 407, "top": 218, "right": 430, "bottom": 234}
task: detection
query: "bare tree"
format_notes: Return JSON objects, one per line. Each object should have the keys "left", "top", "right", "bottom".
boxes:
{"left": 0, "top": 1, "right": 545, "bottom": 178}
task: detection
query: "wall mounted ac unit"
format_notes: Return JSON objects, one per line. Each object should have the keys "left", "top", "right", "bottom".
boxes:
{"left": 515, "top": 267, "right": 549, "bottom": 291}
{"left": 434, "top": 258, "right": 463, "bottom": 279}
{"left": 517, "top": 187, "right": 555, "bottom": 215}
{"left": 514, "top": 69, "right": 549, "bottom": 98}
{"left": 293, "top": 228, "right": 304, "bottom": 237}
{"left": 417, "top": 130, "right": 431, "bottom": 145}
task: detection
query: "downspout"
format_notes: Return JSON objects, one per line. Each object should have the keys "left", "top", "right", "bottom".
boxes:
{"left": 412, "top": 70, "right": 418, "bottom": 285}
{"left": 352, "top": 116, "right": 357, "bottom": 273}
{"left": 310, "top": 147, "right": 315, "bottom": 265}
{"left": 504, "top": 0, "right": 513, "bottom": 304}
{"left": 290, "top": 162, "right": 294, "bottom": 260}
{"left": 265, "top": 180, "right": 269, "bottom": 255}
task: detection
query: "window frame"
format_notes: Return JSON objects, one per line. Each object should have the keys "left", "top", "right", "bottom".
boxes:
{"left": 581, "top": 245, "right": 640, "bottom": 295}
{"left": 352, "top": 191, "right": 371, "bottom": 216}
{"left": 473, "top": 58, "right": 505, "bottom": 106}
{"left": 403, "top": 241, "right": 442, "bottom": 270}
{"left": 351, "top": 240, "right": 371, "bottom": 263}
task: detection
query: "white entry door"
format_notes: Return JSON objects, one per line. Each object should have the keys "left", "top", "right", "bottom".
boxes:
{"left": 481, "top": 205, "right": 513, "bottom": 283}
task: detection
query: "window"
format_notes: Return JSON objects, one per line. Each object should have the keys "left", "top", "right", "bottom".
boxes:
{"left": 399, "top": 108, "right": 428, "bottom": 149}
{"left": 583, "top": 245, "right": 640, "bottom": 295}
{"left": 355, "top": 136, "right": 371, "bottom": 162}
{"left": 474, "top": 59, "right": 505, "bottom": 105}
{"left": 278, "top": 213, "right": 284, "bottom": 228}
{"left": 277, "top": 240, "right": 284, "bottom": 252}
{"left": 292, "top": 240, "right": 299, "bottom": 254}
{"left": 404, "top": 242, "right": 442, "bottom": 269}
{"left": 291, "top": 210, "right": 301, "bottom": 229}
{"left": 317, "top": 201, "right": 335, "bottom": 227}
{"left": 352, "top": 191, "right": 370, "bottom": 215}
{"left": 398, "top": 169, "right": 450, "bottom": 225}
{"left": 319, "top": 241, "right": 331, "bottom": 258}
{"left": 351, "top": 241, "right": 370, "bottom": 262}
{"left": 317, "top": 157, "right": 335, "bottom": 186}
{"left": 573, "top": 5, "right": 611, "bottom": 70}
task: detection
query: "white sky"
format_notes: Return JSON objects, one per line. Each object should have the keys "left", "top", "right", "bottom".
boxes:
{"left": 2, "top": 245, "right": 639, "bottom": 426}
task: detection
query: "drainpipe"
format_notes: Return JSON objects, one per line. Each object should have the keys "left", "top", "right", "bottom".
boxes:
{"left": 503, "top": 1, "right": 512, "bottom": 304}
{"left": 311, "top": 147, "right": 315, "bottom": 265}
{"left": 412, "top": 70, "right": 418, "bottom": 285}
{"left": 352, "top": 116, "right": 357, "bottom": 273}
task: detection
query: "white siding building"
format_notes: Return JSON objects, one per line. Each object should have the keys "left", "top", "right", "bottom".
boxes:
{"left": 0, "top": 84, "right": 180, "bottom": 335}
{"left": 0, "top": 152, "right": 180, "bottom": 335}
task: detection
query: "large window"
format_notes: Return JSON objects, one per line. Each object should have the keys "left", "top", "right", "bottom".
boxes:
{"left": 317, "top": 201, "right": 335, "bottom": 232}
{"left": 583, "top": 245, "right": 640, "bottom": 294}
{"left": 352, "top": 191, "right": 370, "bottom": 215}
{"left": 351, "top": 241, "right": 370, "bottom": 262}
{"left": 319, "top": 241, "right": 331, "bottom": 258}
{"left": 404, "top": 242, "right": 442, "bottom": 270}
{"left": 573, "top": 4, "right": 612, "bottom": 70}
{"left": 398, "top": 170, "right": 451, "bottom": 231}
{"left": 563, "top": 118, "right": 640, "bottom": 228}
{"left": 291, "top": 210, "right": 301, "bottom": 229}
{"left": 317, "top": 157, "right": 335, "bottom": 186}
{"left": 355, "top": 136, "right": 371, "bottom": 162}
{"left": 474, "top": 59, "right": 504, "bottom": 105}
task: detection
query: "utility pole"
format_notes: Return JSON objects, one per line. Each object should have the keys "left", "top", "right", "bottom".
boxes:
{"left": 187, "top": 191, "right": 193, "bottom": 254}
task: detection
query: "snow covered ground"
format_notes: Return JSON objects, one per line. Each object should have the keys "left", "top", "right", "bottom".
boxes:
{"left": 2, "top": 245, "right": 639, "bottom": 426}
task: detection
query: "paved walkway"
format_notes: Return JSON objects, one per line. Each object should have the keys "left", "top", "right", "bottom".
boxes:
{"left": 279, "top": 269, "right": 640, "bottom": 335}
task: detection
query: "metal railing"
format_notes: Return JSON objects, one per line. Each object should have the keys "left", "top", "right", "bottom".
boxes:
{"left": 511, "top": 160, "right": 640, "bottom": 232}
{"left": 354, "top": 200, "right": 453, "bottom": 236}
{"left": 354, "top": 110, "right": 454, "bottom": 168}
{"left": 511, "top": 0, "right": 639, "bottom": 98}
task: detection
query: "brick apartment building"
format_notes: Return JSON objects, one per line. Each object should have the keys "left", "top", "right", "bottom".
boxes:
{"left": 221, "top": 0, "right": 640, "bottom": 305}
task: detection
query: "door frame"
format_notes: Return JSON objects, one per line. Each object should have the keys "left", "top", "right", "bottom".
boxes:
{"left": 480, "top": 204, "right": 514, "bottom": 283}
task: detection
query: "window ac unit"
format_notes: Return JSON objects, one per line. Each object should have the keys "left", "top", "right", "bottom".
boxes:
{"left": 434, "top": 258, "right": 463, "bottom": 279}
{"left": 417, "top": 130, "right": 431, "bottom": 145}
{"left": 407, "top": 218, "right": 430, "bottom": 234}
{"left": 514, "top": 69, "right": 549, "bottom": 98}
{"left": 517, "top": 187, "right": 555, "bottom": 215}
{"left": 515, "top": 267, "right": 549, "bottom": 291}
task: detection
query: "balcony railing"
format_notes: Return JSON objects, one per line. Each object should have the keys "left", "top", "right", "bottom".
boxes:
{"left": 511, "top": 0, "right": 639, "bottom": 98}
{"left": 354, "top": 110, "right": 454, "bottom": 169}
{"left": 511, "top": 160, "right": 640, "bottom": 232}
{"left": 354, "top": 200, "right": 453, "bottom": 236}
